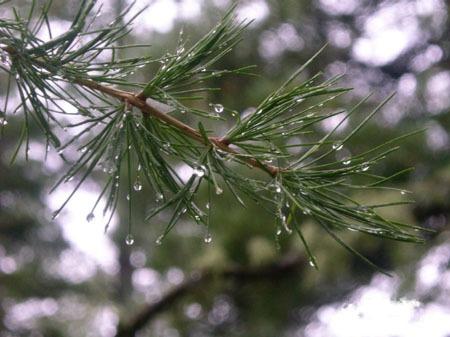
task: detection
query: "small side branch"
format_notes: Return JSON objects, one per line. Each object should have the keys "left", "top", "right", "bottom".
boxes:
{"left": 115, "top": 254, "right": 305, "bottom": 337}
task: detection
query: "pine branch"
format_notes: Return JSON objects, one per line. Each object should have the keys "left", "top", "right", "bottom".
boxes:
{"left": 0, "top": 0, "right": 429, "bottom": 271}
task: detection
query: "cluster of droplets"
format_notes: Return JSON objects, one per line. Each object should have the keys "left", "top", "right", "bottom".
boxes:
{"left": 203, "top": 231, "right": 213, "bottom": 244}
{"left": 270, "top": 180, "right": 294, "bottom": 237}
{"left": 0, "top": 47, "right": 11, "bottom": 68}
{"left": 332, "top": 142, "right": 353, "bottom": 166}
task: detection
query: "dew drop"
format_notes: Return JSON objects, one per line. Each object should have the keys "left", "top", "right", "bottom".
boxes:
{"left": 86, "top": 213, "right": 95, "bottom": 222}
{"left": 361, "top": 164, "right": 370, "bottom": 172}
{"left": 193, "top": 165, "right": 205, "bottom": 177}
{"left": 295, "top": 96, "right": 304, "bottom": 103}
{"left": 133, "top": 179, "right": 142, "bottom": 191}
{"left": 205, "top": 203, "right": 210, "bottom": 210}
{"left": 80, "top": 146, "right": 87, "bottom": 153}
{"left": 51, "top": 210, "right": 60, "bottom": 220}
{"left": 155, "top": 193, "right": 164, "bottom": 203}
{"left": 126, "top": 194, "right": 130, "bottom": 201}
{"left": 343, "top": 158, "right": 351, "bottom": 165}
{"left": 400, "top": 190, "right": 407, "bottom": 195}
{"left": 155, "top": 235, "right": 163, "bottom": 245}
{"left": 269, "top": 182, "right": 282, "bottom": 194}
{"left": 332, "top": 142, "right": 343, "bottom": 151}
{"left": 204, "top": 232, "right": 212, "bottom": 244}
{"left": 194, "top": 215, "right": 201, "bottom": 222}
{"left": 125, "top": 234, "right": 134, "bottom": 246}
{"left": 276, "top": 226, "right": 282, "bottom": 236}
{"left": 210, "top": 103, "right": 224, "bottom": 114}
{"left": 215, "top": 186, "right": 223, "bottom": 195}
{"left": 309, "top": 260, "right": 317, "bottom": 268}
{"left": 0, "top": 117, "right": 8, "bottom": 126}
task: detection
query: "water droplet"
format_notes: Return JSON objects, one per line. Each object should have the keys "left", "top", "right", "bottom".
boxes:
{"left": 332, "top": 142, "right": 343, "bottom": 151}
{"left": 309, "top": 260, "right": 317, "bottom": 268}
{"left": 193, "top": 165, "right": 205, "bottom": 177}
{"left": 303, "top": 208, "right": 311, "bottom": 215}
{"left": 210, "top": 103, "right": 224, "bottom": 114}
{"left": 155, "top": 193, "right": 164, "bottom": 203}
{"left": 204, "top": 232, "right": 212, "bottom": 244}
{"left": 205, "top": 203, "right": 210, "bottom": 210}
{"left": 162, "top": 142, "right": 171, "bottom": 151}
{"left": 125, "top": 234, "right": 134, "bottom": 246}
{"left": 86, "top": 213, "right": 95, "bottom": 222}
{"left": 126, "top": 194, "right": 130, "bottom": 201}
{"left": 51, "top": 210, "right": 60, "bottom": 220}
{"left": 133, "top": 179, "right": 142, "bottom": 191}
{"left": 215, "top": 186, "right": 223, "bottom": 195}
{"left": 276, "top": 226, "right": 282, "bottom": 236}
{"left": 80, "top": 146, "right": 87, "bottom": 153}
{"left": 137, "top": 164, "right": 142, "bottom": 171}
{"left": 269, "top": 182, "right": 282, "bottom": 193}
{"left": 343, "top": 158, "right": 351, "bottom": 165}
{"left": 180, "top": 109, "right": 186, "bottom": 114}
{"left": 181, "top": 207, "right": 187, "bottom": 214}
{"left": 155, "top": 235, "right": 163, "bottom": 245}
{"left": 400, "top": 190, "right": 407, "bottom": 195}
{"left": 194, "top": 215, "right": 201, "bottom": 222}
{"left": 57, "top": 149, "right": 64, "bottom": 155}
{"left": 361, "top": 164, "right": 370, "bottom": 172}
{"left": 295, "top": 96, "right": 304, "bottom": 103}
{"left": 318, "top": 103, "right": 324, "bottom": 107}
{"left": 0, "top": 117, "right": 8, "bottom": 126}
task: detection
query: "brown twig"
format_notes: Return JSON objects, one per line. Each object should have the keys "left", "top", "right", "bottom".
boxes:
{"left": 75, "top": 78, "right": 280, "bottom": 176}
{"left": 114, "top": 254, "right": 305, "bottom": 337}
{"left": 1, "top": 44, "right": 280, "bottom": 175}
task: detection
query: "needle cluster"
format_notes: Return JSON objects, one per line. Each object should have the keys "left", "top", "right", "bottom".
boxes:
{"left": 0, "top": 0, "right": 427, "bottom": 272}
